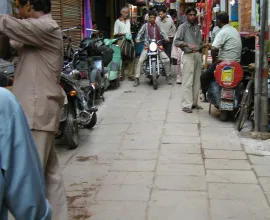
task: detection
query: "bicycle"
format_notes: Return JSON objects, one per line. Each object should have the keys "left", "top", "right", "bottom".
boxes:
{"left": 236, "top": 60, "right": 256, "bottom": 131}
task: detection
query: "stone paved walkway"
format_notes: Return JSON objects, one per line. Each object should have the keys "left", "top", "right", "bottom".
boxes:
{"left": 57, "top": 77, "right": 270, "bottom": 220}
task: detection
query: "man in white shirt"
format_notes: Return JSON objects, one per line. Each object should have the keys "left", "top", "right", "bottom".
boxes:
{"left": 200, "top": 12, "right": 242, "bottom": 101}
{"left": 114, "top": 6, "right": 135, "bottom": 81}
{"left": 156, "top": 7, "right": 176, "bottom": 59}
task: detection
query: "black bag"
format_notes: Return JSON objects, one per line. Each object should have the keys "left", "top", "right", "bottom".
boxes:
{"left": 121, "top": 40, "right": 135, "bottom": 61}
{"left": 97, "top": 45, "right": 114, "bottom": 67}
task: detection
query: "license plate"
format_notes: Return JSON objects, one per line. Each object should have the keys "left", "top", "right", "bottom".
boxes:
{"left": 220, "top": 100, "right": 234, "bottom": 111}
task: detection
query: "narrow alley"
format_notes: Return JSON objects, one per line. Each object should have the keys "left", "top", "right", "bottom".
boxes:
{"left": 57, "top": 78, "right": 270, "bottom": 220}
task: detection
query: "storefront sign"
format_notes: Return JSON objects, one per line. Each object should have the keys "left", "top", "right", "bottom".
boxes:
{"left": 230, "top": 21, "right": 239, "bottom": 30}
{"left": 231, "top": 1, "right": 238, "bottom": 21}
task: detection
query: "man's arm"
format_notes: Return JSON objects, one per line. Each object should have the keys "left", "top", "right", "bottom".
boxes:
{"left": 158, "top": 26, "right": 169, "bottom": 41}
{"left": 0, "top": 15, "right": 50, "bottom": 47}
{"left": 169, "top": 17, "right": 176, "bottom": 36}
{"left": 0, "top": 89, "right": 51, "bottom": 219}
{"left": 136, "top": 24, "right": 146, "bottom": 43}
{"left": 174, "top": 24, "right": 188, "bottom": 48}
{"left": 211, "top": 31, "right": 225, "bottom": 63}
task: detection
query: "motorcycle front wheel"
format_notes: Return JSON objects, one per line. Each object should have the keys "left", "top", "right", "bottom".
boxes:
{"left": 84, "top": 112, "right": 97, "bottom": 129}
{"left": 152, "top": 60, "right": 157, "bottom": 90}
{"left": 63, "top": 109, "right": 79, "bottom": 149}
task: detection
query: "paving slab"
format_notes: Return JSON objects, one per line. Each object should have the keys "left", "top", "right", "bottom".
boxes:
{"left": 110, "top": 160, "right": 157, "bottom": 172}
{"left": 253, "top": 165, "right": 270, "bottom": 177}
{"left": 63, "top": 164, "right": 109, "bottom": 191}
{"left": 127, "top": 121, "right": 164, "bottom": 136}
{"left": 210, "top": 199, "right": 270, "bottom": 220}
{"left": 166, "top": 112, "right": 199, "bottom": 124}
{"left": 76, "top": 143, "right": 120, "bottom": 156}
{"left": 206, "top": 170, "right": 258, "bottom": 184}
{"left": 208, "top": 183, "right": 267, "bottom": 202}
{"left": 90, "top": 124, "right": 130, "bottom": 136}
{"left": 162, "top": 135, "right": 201, "bottom": 144}
{"left": 135, "top": 110, "right": 167, "bottom": 121}
{"left": 159, "top": 152, "right": 203, "bottom": 164}
{"left": 161, "top": 143, "right": 201, "bottom": 154}
{"left": 87, "top": 201, "right": 147, "bottom": 220}
{"left": 164, "top": 123, "right": 199, "bottom": 136}
{"left": 205, "top": 159, "right": 251, "bottom": 170}
{"left": 156, "top": 163, "right": 205, "bottom": 176}
{"left": 148, "top": 191, "right": 210, "bottom": 220}
{"left": 258, "top": 177, "right": 270, "bottom": 202}
{"left": 96, "top": 185, "right": 151, "bottom": 201}
{"left": 204, "top": 150, "right": 247, "bottom": 159}
{"left": 103, "top": 171, "right": 154, "bottom": 185}
{"left": 201, "top": 127, "right": 237, "bottom": 139}
{"left": 120, "top": 141, "right": 160, "bottom": 150}
{"left": 201, "top": 139, "right": 242, "bottom": 150}
{"left": 249, "top": 155, "right": 270, "bottom": 165}
{"left": 84, "top": 135, "right": 124, "bottom": 145}
{"left": 155, "top": 175, "right": 207, "bottom": 191}
{"left": 116, "top": 150, "right": 159, "bottom": 160}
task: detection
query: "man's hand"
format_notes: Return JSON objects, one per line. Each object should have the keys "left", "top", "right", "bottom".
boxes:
{"left": 165, "top": 37, "right": 170, "bottom": 42}
{"left": 136, "top": 40, "right": 140, "bottom": 43}
{"left": 202, "top": 43, "right": 211, "bottom": 49}
{"left": 187, "top": 43, "right": 197, "bottom": 51}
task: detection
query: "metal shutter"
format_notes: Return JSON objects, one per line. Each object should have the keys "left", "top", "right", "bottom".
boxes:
{"left": 51, "top": 0, "right": 62, "bottom": 27}
{"left": 62, "top": 0, "right": 82, "bottom": 47}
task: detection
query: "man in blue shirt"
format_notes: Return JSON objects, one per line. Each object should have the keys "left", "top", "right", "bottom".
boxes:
{"left": 0, "top": 88, "right": 51, "bottom": 220}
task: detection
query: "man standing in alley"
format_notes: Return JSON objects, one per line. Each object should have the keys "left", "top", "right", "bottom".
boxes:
{"left": 0, "top": 0, "right": 68, "bottom": 219}
{"left": 156, "top": 6, "right": 176, "bottom": 59}
{"left": 174, "top": 7, "right": 207, "bottom": 113}
{"left": 114, "top": 6, "right": 135, "bottom": 81}
{"left": 134, "top": 10, "right": 172, "bottom": 87}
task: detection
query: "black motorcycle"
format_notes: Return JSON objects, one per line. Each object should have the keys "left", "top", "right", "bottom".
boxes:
{"left": 56, "top": 61, "right": 98, "bottom": 149}
{"left": 143, "top": 39, "right": 165, "bottom": 90}
{"left": 74, "top": 30, "right": 114, "bottom": 102}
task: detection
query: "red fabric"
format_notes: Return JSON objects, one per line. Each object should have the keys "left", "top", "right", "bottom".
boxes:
{"left": 147, "top": 23, "right": 162, "bottom": 43}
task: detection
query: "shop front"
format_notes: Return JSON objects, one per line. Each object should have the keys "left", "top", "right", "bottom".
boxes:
{"left": 51, "top": 0, "right": 83, "bottom": 47}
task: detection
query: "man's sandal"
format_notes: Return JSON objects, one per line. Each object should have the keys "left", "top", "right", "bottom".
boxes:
{"left": 182, "top": 107, "right": 192, "bottom": 113}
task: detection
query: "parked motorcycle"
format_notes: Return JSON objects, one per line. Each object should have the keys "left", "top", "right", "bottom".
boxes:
{"left": 78, "top": 31, "right": 113, "bottom": 98}
{"left": 142, "top": 39, "right": 166, "bottom": 90}
{"left": 0, "top": 59, "right": 14, "bottom": 88}
{"left": 56, "top": 61, "right": 98, "bottom": 149}
{"left": 207, "top": 60, "right": 245, "bottom": 121}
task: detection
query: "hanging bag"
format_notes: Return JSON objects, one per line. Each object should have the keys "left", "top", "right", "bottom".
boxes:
{"left": 120, "top": 39, "right": 135, "bottom": 61}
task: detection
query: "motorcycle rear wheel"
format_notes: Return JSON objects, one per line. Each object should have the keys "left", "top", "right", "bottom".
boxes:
{"left": 152, "top": 60, "right": 157, "bottom": 90}
{"left": 220, "top": 111, "right": 229, "bottom": 122}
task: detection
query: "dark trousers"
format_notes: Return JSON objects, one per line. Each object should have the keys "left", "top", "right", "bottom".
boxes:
{"left": 164, "top": 38, "right": 174, "bottom": 59}
{"left": 200, "top": 63, "right": 217, "bottom": 95}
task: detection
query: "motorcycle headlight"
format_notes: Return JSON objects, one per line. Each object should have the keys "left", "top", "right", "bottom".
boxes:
{"left": 149, "top": 42, "right": 158, "bottom": 52}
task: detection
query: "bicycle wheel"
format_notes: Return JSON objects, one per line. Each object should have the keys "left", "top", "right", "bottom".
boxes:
{"left": 236, "top": 80, "right": 254, "bottom": 131}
